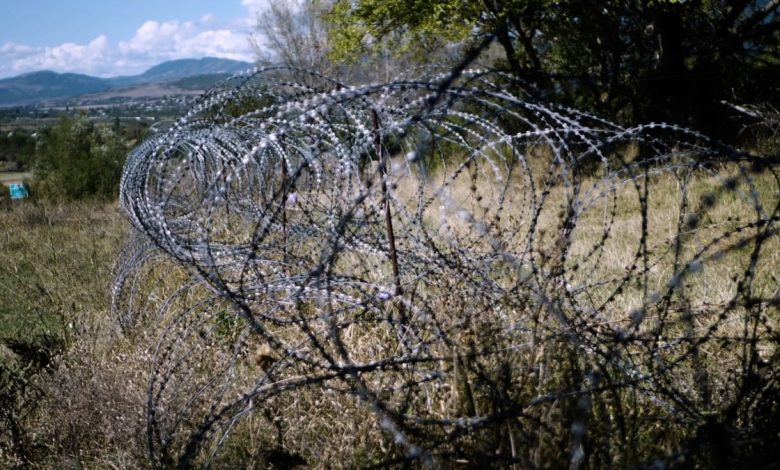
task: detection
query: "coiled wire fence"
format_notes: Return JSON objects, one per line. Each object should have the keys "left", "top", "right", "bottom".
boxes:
{"left": 113, "top": 66, "right": 780, "bottom": 468}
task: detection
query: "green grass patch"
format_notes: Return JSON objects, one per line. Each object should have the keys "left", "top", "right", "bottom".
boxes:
{"left": 0, "top": 200, "right": 125, "bottom": 347}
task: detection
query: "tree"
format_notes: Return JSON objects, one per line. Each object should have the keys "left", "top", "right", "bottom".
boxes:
{"left": 252, "top": 0, "right": 442, "bottom": 83}
{"left": 0, "top": 130, "right": 35, "bottom": 171}
{"left": 325, "top": 0, "right": 780, "bottom": 136}
{"left": 33, "top": 114, "right": 127, "bottom": 200}
{"left": 252, "top": 0, "right": 340, "bottom": 76}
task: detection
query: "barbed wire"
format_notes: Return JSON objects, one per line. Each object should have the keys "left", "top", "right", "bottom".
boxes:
{"left": 114, "top": 66, "right": 780, "bottom": 468}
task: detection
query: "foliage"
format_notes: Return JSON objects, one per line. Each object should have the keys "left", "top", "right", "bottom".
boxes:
{"left": 326, "top": 0, "right": 477, "bottom": 61}
{"left": 255, "top": 0, "right": 434, "bottom": 83}
{"left": 32, "top": 114, "right": 127, "bottom": 200}
{"left": 0, "top": 130, "right": 35, "bottom": 171}
{"left": 253, "top": 0, "right": 335, "bottom": 74}
{"left": 325, "top": 0, "right": 780, "bottom": 135}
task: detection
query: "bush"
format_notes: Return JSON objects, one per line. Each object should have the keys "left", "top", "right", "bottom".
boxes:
{"left": 0, "top": 130, "right": 35, "bottom": 171}
{"left": 33, "top": 114, "right": 127, "bottom": 200}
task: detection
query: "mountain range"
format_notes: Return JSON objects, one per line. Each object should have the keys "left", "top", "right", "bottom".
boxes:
{"left": 0, "top": 57, "right": 253, "bottom": 106}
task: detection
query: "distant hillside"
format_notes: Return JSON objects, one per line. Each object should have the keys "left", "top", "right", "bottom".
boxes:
{"left": 169, "top": 73, "right": 233, "bottom": 91}
{"left": 107, "top": 58, "right": 250, "bottom": 88}
{"left": 0, "top": 58, "right": 252, "bottom": 106}
{"left": 0, "top": 71, "right": 112, "bottom": 105}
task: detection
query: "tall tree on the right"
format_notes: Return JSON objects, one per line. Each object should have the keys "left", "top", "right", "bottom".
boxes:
{"left": 326, "top": 0, "right": 780, "bottom": 137}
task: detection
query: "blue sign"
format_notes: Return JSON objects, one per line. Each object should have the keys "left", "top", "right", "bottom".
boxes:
{"left": 9, "top": 183, "right": 28, "bottom": 200}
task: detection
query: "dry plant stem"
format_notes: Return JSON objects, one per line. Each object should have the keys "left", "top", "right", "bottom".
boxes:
{"left": 281, "top": 151, "right": 288, "bottom": 259}
{"left": 372, "top": 108, "right": 402, "bottom": 298}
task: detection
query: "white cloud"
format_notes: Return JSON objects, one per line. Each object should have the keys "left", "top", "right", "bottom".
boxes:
{"left": 10, "top": 35, "right": 111, "bottom": 75}
{"left": 0, "top": 42, "right": 35, "bottom": 58}
{"left": 118, "top": 20, "right": 192, "bottom": 56}
{"left": 186, "top": 29, "right": 255, "bottom": 61}
{"left": 117, "top": 19, "right": 254, "bottom": 63}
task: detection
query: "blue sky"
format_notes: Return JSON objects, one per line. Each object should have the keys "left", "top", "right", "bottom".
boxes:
{"left": 0, "top": 0, "right": 273, "bottom": 78}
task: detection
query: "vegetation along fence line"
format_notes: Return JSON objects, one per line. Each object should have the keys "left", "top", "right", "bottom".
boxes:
{"left": 112, "top": 65, "right": 780, "bottom": 467}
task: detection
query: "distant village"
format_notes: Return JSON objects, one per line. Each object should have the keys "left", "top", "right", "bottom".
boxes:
{"left": 0, "top": 93, "right": 198, "bottom": 132}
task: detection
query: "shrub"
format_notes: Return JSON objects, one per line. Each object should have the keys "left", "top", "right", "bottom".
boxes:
{"left": 33, "top": 114, "right": 127, "bottom": 200}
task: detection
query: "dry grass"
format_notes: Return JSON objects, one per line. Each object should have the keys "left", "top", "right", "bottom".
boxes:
{"left": 2, "top": 145, "right": 779, "bottom": 467}
{"left": 114, "top": 146, "right": 779, "bottom": 467}
{"left": 0, "top": 200, "right": 153, "bottom": 467}
{"left": 0, "top": 200, "right": 124, "bottom": 344}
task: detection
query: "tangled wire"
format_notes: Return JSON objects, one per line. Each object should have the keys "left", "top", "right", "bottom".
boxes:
{"left": 114, "top": 66, "right": 780, "bottom": 468}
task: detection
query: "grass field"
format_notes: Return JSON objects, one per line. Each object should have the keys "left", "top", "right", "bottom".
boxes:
{"left": 0, "top": 151, "right": 778, "bottom": 467}
{"left": 121, "top": 150, "right": 780, "bottom": 466}
{"left": 0, "top": 200, "right": 125, "bottom": 352}
{"left": 0, "top": 200, "right": 148, "bottom": 466}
